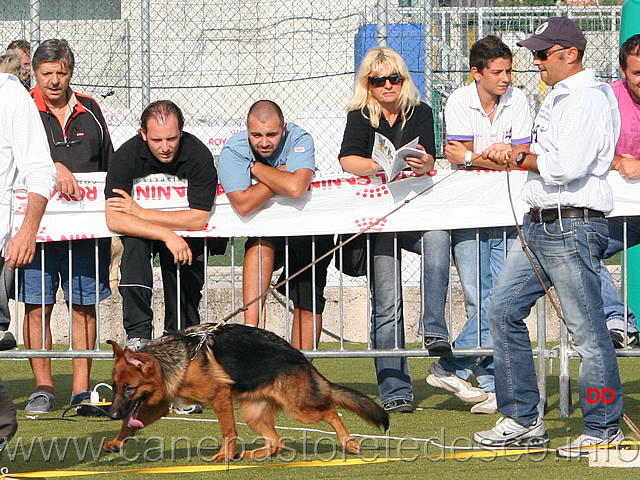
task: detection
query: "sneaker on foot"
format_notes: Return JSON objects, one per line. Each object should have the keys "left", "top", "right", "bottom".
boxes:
{"left": 610, "top": 330, "right": 639, "bottom": 349}
{"left": 25, "top": 390, "right": 55, "bottom": 414}
{"left": 426, "top": 362, "right": 487, "bottom": 403}
{"left": 126, "top": 337, "right": 150, "bottom": 352}
{"left": 474, "top": 416, "right": 549, "bottom": 448}
{"left": 424, "top": 337, "right": 452, "bottom": 356}
{"left": 0, "top": 330, "right": 16, "bottom": 351}
{"left": 170, "top": 401, "right": 203, "bottom": 415}
{"left": 383, "top": 398, "right": 414, "bottom": 413}
{"left": 556, "top": 429, "right": 624, "bottom": 458}
{"left": 471, "top": 392, "right": 497, "bottom": 414}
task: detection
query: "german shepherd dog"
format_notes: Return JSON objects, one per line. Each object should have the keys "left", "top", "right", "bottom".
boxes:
{"left": 104, "top": 323, "right": 389, "bottom": 462}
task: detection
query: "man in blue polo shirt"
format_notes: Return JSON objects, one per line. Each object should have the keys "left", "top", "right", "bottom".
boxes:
{"left": 219, "top": 100, "right": 333, "bottom": 351}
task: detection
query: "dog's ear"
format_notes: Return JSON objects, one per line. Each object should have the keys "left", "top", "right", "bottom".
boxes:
{"left": 107, "top": 339, "right": 124, "bottom": 359}
{"left": 123, "top": 350, "right": 155, "bottom": 375}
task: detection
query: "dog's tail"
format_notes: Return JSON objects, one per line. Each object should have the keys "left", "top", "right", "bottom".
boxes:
{"left": 329, "top": 383, "right": 389, "bottom": 431}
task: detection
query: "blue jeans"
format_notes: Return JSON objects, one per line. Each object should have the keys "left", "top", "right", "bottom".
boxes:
{"left": 489, "top": 213, "right": 622, "bottom": 436}
{"left": 439, "top": 227, "right": 516, "bottom": 392}
{"left": 601, "top": 216, "right": 640, "bottom": 333}
{"left": 370, "top": 230, "right": 451, "bottom": 406}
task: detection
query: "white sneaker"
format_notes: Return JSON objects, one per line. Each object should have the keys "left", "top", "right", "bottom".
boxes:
{"left": 555, "top": 429, "right": 624, "bottom": 458}
{"left": 470, "top": 392, "right": 497, "bottom": 414}
{"left": 170, "top": 400, "right": 203, "bottom": 415}
{"left": 426, "top": 362, "right": 487, "bottom": 403}
{"left": 474, "top": 416, "right": 549, "bottom": 448}
{"left": 126, "top": 337, "right": 150, "bottom": 352}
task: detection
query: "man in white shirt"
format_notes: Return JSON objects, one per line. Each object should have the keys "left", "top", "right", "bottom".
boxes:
{"left": 427, "top": 36, "right": 531, "bottom": 416}
{"left": 473, "top": 17, "right": 624, "bottom": 458}
{"left": 0, "top": 72, "right": 56, "bottom": 460}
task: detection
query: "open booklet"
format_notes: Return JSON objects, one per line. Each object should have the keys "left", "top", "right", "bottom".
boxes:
{"left": 372, "top": 133, "right": 423, "bottom": 180}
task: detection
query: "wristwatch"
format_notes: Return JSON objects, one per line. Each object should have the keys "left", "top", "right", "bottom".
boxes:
{"left": 515, "top": 151, "right": 529, "bottom": 166}
{"left": 464, "top": 150, "right": 473, "bottom": 168}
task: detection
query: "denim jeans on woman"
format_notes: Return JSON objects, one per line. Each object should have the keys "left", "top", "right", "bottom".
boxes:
{"left": 489, "top": 214, "right": 622, "bottom": 436}
{"left": 370, "top": 230, "right": 450, "bottom": 407}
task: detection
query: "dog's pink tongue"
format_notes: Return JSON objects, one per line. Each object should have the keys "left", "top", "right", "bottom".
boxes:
{"left": 127, "top": 417, "right": 144, "bottom": 429}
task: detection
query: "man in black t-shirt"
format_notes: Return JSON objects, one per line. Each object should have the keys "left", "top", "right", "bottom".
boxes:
{"left": 105, "top": 100, "right": 219, "bottom": 351}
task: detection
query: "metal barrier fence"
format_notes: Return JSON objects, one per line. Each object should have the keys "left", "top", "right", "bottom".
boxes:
{"left": 0, "top": 0, "right": 632, "bottom": 417}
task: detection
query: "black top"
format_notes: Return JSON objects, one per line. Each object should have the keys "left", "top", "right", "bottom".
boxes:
{"left": 338, "top": 102, "right": 437, "bottom": 160}
{"left": 32, "top": 87, "right": 113, "bottom": 173}
{"left": 104, "top": 132, "right": 218, "bottom": 212}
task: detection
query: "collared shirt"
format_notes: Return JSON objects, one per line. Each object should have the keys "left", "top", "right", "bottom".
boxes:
{"left": 31, "top": 85, "right": 113, "bottom": 173}
{"left": 219, "top": 123, "right": 315, "bottom": 194}
{"left": 445, "top": 82, "right": 532, "bottom": 152}
{"left": 0, "top": 74, "right": 56, "bottom": 255}
{"left": 610, "top": 78, "right": 640, "bottom": 158}
{"left": 522, "top": 69, "right": 620, "bottom": 214}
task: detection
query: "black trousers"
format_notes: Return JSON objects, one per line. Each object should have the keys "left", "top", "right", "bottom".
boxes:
{"left": 119, "top": 236, "right": 205, "bottom": 338}
{"left": 0, "top": 377, "right": 17, "bottom": 460}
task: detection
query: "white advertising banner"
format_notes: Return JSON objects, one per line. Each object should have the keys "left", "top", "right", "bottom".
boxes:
{"left": 11, "top": 169, "right": 640, "bottom": 242}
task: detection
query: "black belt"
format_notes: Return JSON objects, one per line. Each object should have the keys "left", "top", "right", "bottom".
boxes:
{"left": 529, "top": 207, "right": 605, "bottom": 223}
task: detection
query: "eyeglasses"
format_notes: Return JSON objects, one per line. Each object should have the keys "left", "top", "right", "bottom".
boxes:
{"left": 368, "top": 73, "right": 403, "bottom": 87}
{"left": 53, "top": 138, "right": 81, "bottom": 148}
{"left": 47, "top": 118, "right": 81, "bottom": 148}
{"left": 532, "top": 47, "right": 567, "bottom": 61}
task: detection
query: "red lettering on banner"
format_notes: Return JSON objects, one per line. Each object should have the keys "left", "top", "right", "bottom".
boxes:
{"left": 311, "top": 178, "right": 344, "bottom": 191}
{"left": 356, "top": 185, "right": 390, "bottom": 199}
{"left": 355, "top": 217, "right": 387, "bottom": 232}
{"left": 427, "top": 169, "right": 437, "bottom": 177}
{"left": 84, "top": 186, "right": 98, "bottom": 201}
{"left": 60, "top": 234, "right": 96, "bottom": 241}
{"left": 356, "top": 176, "right": 371, "bottom": 186}
{"left": 174, "top": 186, "right": 186, "bottom": 197}
{"left": 157, "top": 186, "right": 171, "bottom": 200}
{"left": 217, "top": 184, "right": 226, "bottom": 195}
{"left": 137, "top": 185, "right": 151, "bottom": 200}
{"left": 375, "top": 173, "right": 387, "bottom": 183}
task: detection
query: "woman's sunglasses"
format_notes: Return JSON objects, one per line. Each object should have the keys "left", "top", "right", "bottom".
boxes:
{"left": 532, "top": 47, "right": 567, "bottom": 61}
{"left": 368, "top": 73, "right": 403, "bottom": 87}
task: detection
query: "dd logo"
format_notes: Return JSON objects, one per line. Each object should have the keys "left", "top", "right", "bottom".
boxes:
{"left": 587, "top": 388, "right": 615, "bottom": 403}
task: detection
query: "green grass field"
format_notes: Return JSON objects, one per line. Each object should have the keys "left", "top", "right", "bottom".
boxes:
{"left": 2, "top": 347, "right": 640, "bottom": 479}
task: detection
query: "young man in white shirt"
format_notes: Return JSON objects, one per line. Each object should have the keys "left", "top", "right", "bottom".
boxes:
{"left": 427, "top": 36, "right": 531, "bottom": 415}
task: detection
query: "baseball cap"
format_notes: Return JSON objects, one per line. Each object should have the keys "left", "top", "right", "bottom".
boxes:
{"left": 517, "top": 17, "right": 587, "bottom": 51}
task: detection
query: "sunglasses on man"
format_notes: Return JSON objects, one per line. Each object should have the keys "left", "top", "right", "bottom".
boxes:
{"left": 368, "top": 73, "right": 404, "bottom": 87}
{"left": 532, "top": 47, "right": 567, "bottom": 61}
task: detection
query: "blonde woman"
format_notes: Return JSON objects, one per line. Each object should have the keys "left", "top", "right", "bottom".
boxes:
{"left": 0, "top": 52, "right": 27, "bottom": 81}
{"left": 338, "top": 47, "right": 451, "bottom": 413}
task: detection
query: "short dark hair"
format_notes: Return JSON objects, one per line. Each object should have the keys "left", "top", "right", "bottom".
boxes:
{"left": 32, "top": 39, "right": 74, "bottom": 72}
{"left": 247, "top": 100, "right": 284, "bottom": 126}
{"left": 469, "top": 35, "right": 512, "bottom": 72}
{"left": 140, "top": 100, "right": 184, "bottom": 132}
{"left": 7, "top": 39, "right": 30, "bottom": 53}
{"left": 620, "top": 34, "right": 640, "bottom": 70}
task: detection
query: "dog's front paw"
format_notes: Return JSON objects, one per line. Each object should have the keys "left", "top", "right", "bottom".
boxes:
{"left": 344, "top": 437, "right": 360, "bottom": 455}
{"left": 103, "top": 439, "right": 124, "bottom": 453}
